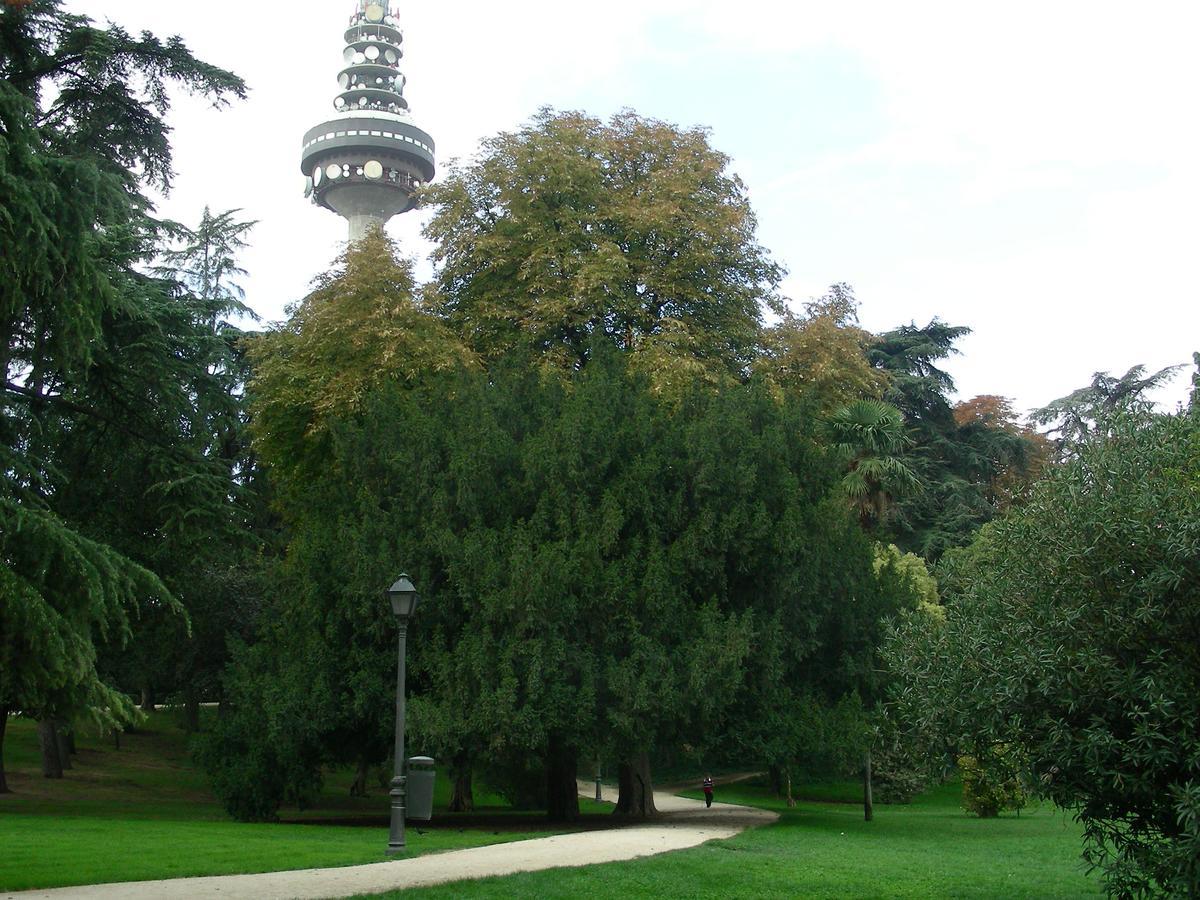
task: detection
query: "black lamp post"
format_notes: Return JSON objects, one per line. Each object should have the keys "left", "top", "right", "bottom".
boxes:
{"left": 385, "top": 574, "right": 421, "bottom": 855}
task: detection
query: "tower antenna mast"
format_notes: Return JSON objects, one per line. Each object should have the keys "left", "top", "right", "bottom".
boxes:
{"left": 300, "top": 1, "right": 436, "bottom": 241}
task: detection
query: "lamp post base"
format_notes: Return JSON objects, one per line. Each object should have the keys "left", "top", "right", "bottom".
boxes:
{"left": 386, "top": 774, "right": 407, "bottom": 854}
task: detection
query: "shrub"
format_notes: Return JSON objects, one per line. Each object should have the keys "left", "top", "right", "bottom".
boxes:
{"left": 886, "top": 408, "right": 1200, "bottom": 893}
{"left": 872, "top": 746, "right": 929, "bottom": 805}
{"left": 958, "top": 746, "right": 1027, "bottom": 818}
{"left": 193, "top": 641, "right": 325, "bottom": 822}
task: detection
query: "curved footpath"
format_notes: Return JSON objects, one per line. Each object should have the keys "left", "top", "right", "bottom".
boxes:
{"left": 6, "top": 784, "right": 777, "bottom": 900}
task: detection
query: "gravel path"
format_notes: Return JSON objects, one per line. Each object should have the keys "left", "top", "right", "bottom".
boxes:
{"left": 5, "top": 785, "right": 776, "bottom": 900}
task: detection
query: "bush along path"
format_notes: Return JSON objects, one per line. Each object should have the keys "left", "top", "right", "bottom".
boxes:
{"left": 3, "top": 787, "right": 777, "bottom": 900}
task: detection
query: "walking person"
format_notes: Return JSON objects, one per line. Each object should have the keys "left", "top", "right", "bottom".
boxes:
{"left": 702, "top": 774, "right": 714, "bottom": 808}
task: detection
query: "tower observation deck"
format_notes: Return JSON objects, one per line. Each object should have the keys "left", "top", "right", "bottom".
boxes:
{"left": 301, "top": 1, "right": 436, "bottom": 241}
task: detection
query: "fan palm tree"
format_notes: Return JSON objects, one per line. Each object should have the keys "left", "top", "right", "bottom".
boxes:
{"left": 827, "top": 400, "right": 920, "bottom": 531}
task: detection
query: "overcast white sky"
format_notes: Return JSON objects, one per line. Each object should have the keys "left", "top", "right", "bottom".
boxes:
{"left": 71, "top": 0, "right": 1199, "bottom": 415}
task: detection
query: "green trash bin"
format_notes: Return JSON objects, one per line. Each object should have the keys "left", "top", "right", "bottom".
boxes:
{"left": 406, "top": 756, "right": 435, "bottom": 821}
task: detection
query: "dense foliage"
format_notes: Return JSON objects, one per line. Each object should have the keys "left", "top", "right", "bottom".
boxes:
{"left": 957, "top": 745, "right": 1028, "bottom": 819}
{"left": 7, "top": 8, "right": 1199, "bottom": 899}
{"left": 1, "top": 5, "right": 1115, "bottom": 870}
{"left": 422, "top": 108, "right": 782, "bottom": 391}
{"left": 0, "top": 0, "right": 249, "bottom": 788}
{"left": 223, "top": 108, "right": 945, "bottom": 822}
{"left": 233, "top": 307, "right": 910, "bottom": 821}
{"left": 756, "top": 284, "right": 887, "bottom": 413}
{"left": 247, "top": 230, "right": 475, "bottom": 486}
{"left": 870, "top": 322, "right": 1042, "bottom": 559}
{"left": 885, "top": 405, "right": 1200, "bottom": 895}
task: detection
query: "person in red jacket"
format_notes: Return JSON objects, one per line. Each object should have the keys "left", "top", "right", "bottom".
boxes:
{"left": 702, "top": 774, "right": 714, "bottom": 808}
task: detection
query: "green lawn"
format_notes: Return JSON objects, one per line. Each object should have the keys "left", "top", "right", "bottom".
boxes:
{"left": 362, "top": 783, "right": 1102, "bottom": 899}
{"left": 2, "top": 716, "right": 1102, "bottom": 897}
{"left": 0, "top": 712, "right": 604, "bottom": 891}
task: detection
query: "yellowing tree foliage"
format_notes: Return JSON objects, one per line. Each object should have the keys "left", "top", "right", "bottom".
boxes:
{"left": 247, "top": 229, "right": 477, "bottom": 480}
{"left": 757, "top": 284, "right": 887, "bottom": 412}
{"left": 953, "top": 394, "right": 1052, "bottom": 510}
{"left": 873, "top": 543, "right": 941, "bottom": 622}
{"left": 422, "top": 109, "right": 783, "bottom": 395}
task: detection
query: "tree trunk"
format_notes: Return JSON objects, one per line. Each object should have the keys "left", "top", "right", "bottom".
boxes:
{"left": 448, "top": 750, "right": 474, "bottom": 812}
{"left": 614, "top": 751, "right": 657, "bottom": 818}
{"left": 113, "top": 727, "right": 121, "bottom": 751}
{"left": 786, "top": 769, "right": 796, "bottom": 808}
{"left": 66, "top": 727, "right": 77, "bottom": 756}
{"left": 55, "top": 721, "right": 73, "bottom": 771}
{"left": 183, "top": 685, "right": 201, "bottom": 733}
{"left": 0, "top": 707, "right": 10, "bottom": 794}
{"left": 37, "top": 720, "right": 64, "bottom": 779}
{"left": 349, "top": 753, "right": 370, "bottom": 797}
{"left": 768, "top": 764, "right": 784, "bottom": 797}
{"left": 139, "top": 685, "right": 156, "bottom": 713}
{"left": 1, "top": 316, "right": 14, "bottom": 388}
{"left": 545, "top": 735, "right": 579, "bottom": 823}
{"left": 863, "top": 750, "right": 874, "bottom": 822}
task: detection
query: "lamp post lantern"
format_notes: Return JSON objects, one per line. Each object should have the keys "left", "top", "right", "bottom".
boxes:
{"left": 385, "top": 574, "right": 421, "bottom": 855}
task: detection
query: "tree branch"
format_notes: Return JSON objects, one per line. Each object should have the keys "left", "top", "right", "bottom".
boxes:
{"left": 6, "top": 54, "right": 89, "bottom": 90}
{"left": 4, "top": 381, "right": 181, "bottom": 456}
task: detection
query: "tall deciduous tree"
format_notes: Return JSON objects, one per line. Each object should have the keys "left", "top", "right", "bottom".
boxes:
{"left": 756, "top": 284, "right": 887, "bottom": 413}
{"left": 223, "top": 232, "right": 477, "bottom": 817}
{"left": 0, "top": 0, "right": 245, "bottom": 786}
{"left": 247, "top": 228, "right": 476, "bottom": 486}
{"left": 422, "top": 108, "right": 783, "bottom": 389}
{"left": 416, "top": 109, "right": 788, "bottom": 811}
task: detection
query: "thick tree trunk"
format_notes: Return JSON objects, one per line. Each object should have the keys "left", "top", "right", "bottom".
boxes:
{"left": 55, "top": 721, "right": 73, "bottom": 771}
{"left": 0, "top": 707, "right": 10, "bottom": 794}
{"left": 545, "top": 736, "right": 579, "bottom": 823}
{"left": 614, "top": 751, "right": 657, "bottom": 818}
{"left": 349, "top": 753, "right": 370, "bottom": 797}
{"left": 448, "top": 751, "right": 474, "bottom": 812}
{"left": 863, "top": 751, "right": 874, "bottom": 822}
{"left": 139, "top": 685, "right": 156, "bottom": 713}
{"left": 37, "top": 720, "right": 64, "bottom": 779}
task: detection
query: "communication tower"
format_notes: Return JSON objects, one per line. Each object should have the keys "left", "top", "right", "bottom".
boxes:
{"left": 300, "top": 1, "right": 436, "bottom": 240}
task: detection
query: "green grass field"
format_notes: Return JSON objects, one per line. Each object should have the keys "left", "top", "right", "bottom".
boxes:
{"left": 363, "top": 783, "right": 1102, "bottom": 899}
{"left": 2, "top": 714, "right": 1103, "bottom": 897}
{"left": 0, "top": 712, "right": 604, "bottom": 891}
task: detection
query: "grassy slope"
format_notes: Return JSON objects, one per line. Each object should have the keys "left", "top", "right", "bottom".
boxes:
{"left": 0, "top": 713, "right": 604, "bottom": 891}
{"left": 364, "top": 783, "right": 1102, "bottom": 899}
